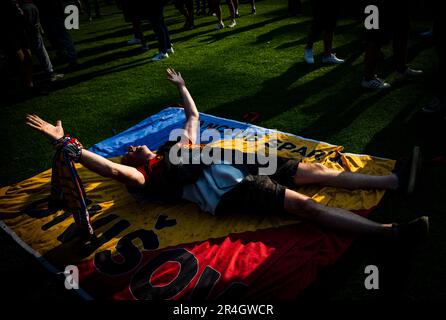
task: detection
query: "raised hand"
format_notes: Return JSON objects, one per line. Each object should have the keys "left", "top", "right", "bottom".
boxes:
{"left": 26, "top": 114, "right": 64, "bottom": 142}
{"left": 166, "top": 67, "right": 185, "bottom": 87}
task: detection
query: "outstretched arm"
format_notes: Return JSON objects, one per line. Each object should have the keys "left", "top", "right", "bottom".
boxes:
{"left": 166, "top": 68, "right": 200, "bottom": 145}
{"left": 26, "top": 115, "right": 145, "bottom": 188}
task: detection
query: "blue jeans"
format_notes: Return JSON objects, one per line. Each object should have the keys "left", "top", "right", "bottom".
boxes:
{"left": 148, "top": 2, "right": 171, "bottom": 54}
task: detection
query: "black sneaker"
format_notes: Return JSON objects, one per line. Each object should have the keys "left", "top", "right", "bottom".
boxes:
{"left": 392, "top": 216, "right": 429, "bottom": 245}
{"left": 394, "top": 146, "right": 422, "bottom": 195}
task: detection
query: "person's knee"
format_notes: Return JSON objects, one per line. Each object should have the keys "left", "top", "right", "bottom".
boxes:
{"left": 284, "top": 192, "right": 318, "bottom": 219}
{"left": 302, "top": 162, "right": 330, "bottom": 176}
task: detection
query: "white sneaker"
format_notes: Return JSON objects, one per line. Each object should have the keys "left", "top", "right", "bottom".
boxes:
{"left": 127, "top": 37, "right": 141, "bottom": 45}
{"left": 361, "top": 77, "right": 391, "bottom": 89}
{"left": 215, "top": 21, "right": 225, "bottom": 30}
{"left": 322, "top": 53, "right": 345, "bottom": 64}
{"left": 167, "top": 47, "right": 174, "bottom": 54}
{"left": 228, "top": 19, "right": 236, "bottom": 28}
{"left": 304, "top": 48, "right": 314, "bottom": 64}
{"left": 151, "top": 52, "right": 169, "bottom": 62}
{"left": 395, "top": 67, "right": 423, "bottom": 81}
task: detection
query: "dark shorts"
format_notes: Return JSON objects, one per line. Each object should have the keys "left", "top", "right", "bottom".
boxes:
{"left": 215, "top": 158, "right": 300, "bottom": 216}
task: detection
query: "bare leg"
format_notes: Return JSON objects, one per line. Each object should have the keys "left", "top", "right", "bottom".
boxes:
{"left": 393, "top": 30, "right": 408, "bottom": 73}
{"left": 305, "top": 29, "right": 317, "bottom": 50}
{"left": 284, "top": 189, "right": 394, "bottom": 236}
{"left": 234, "top": 0, "right": 239, "bottom": 15}
{"left": 322, "top": 31, "right": 333, "bottom": 56}
{"left": 364, "top": 42, "right": 380, "bottom": 81}
{"left": 132, "top": 20, "right": 146, "bottom": 46}
{"left": 211, "top": 0, "right": 223, "bottom": 23}
{"left": 293, "top": 163, "right": 399, "bottom": 190}
{"left": 226, "top": 0, "right": 236, "bottom": 19}
{"left": 17, "top": 49, "right": 34, "bottom": 88}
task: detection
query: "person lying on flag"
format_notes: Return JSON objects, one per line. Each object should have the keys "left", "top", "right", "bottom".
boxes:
{"left": 25, "top": 68, "right": 429, "bottom": 243}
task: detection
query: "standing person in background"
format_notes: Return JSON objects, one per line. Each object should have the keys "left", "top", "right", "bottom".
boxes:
{"left": 303, "top": 0, "right": 344, "bottom": 65}
{"left": 34, "top": 0, "right": 80, "bottom": 71}
{"left": 195, "top": 0, "right": 207, "bottom": 15}
{"left": 174, "top": 0, "right": 195, "bottom": 30}
{"left": 19, "top": 0, "right": 64, "bottom": 82}
{"left": 210, "top": 0, "right": 238, "bottom": 29}
{"left": 82, "top": 0, "right": 101, "bottom": 21}
{"left": 361, "top": 0, "right": 422, "bottom": 89}
{"left": 0, "top": 0, "right": 42, "bottom": 95}
{"left": 232, "top": 0, "right": 256, "bottom": 15}
{"left": 120, "top": 0, "right": 149, "bottom": 51}
{"left": 148, "top": 0, "right": 173, "bottom": 62}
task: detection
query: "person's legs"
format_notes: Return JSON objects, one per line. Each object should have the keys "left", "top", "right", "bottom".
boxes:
{"left": 149, "top": 3, "right": 171, "bottom": 56}
{"left": 233, "top": 0, "right": 239, "bottom": 16}
{"left": 319, "top": 3, "right": 343, "bottom": 62}
{"left": 283, "top": 189, "right": 394, "bottom": 236}
{"left": 306, "top": 0, "right": 323, "bottom": 50}
{"left": 393, "top": 29, "right": 408, "bottom": 73}
{"left": 33, "top": 32, "right": 55, "bottom": 75}
{"left": 83, "top": 0, "right": 92, "bottom": 19}
{"left": 322, "top": 31, "right": 333, "bottom": 56}
{"left": 305, "top": 28, "right": 319, "bottom": 50}
{"left": 24, "top": 4, "right": 55, "bottom": 76}
{"left": 210, "top": 0, "right": 224, "bottom": 28}
{"left": 293, "top": 162, "right": 399, "bottom": 190}
{"left": 251, "top": 0, "right": 256, "bottom": 12}
{"left": 226, "top": 0, "right": 237, "bottom": 27}
{"left": 364, "top": 41, "right": 380, "bottom": 81}
{"left": 53, "top": 15, "right": 79, "bottom": 64}
{"left": 17, "top": 48, "right": 34, "bottom": 88}
{"left": 93, "top": 0, "right": 101, "bottom": 18}
{"left": 226, "top": 0, "right": 236, "bottom": 18}
{"left": 185, "top": 0, "right": 195, "bottom": 27}
{"left": 132, "top": 19, "right": 146, "bottom": 45}
{"left": 362, "top": 32, "right": 392, "bottom": 89}
{"left": 216, "top": 173, "right": 428, "bottom": 240}
{"left": 160, "top": 16, "right": 172, "bottom": 51}
{"left": 175, "top": 0, "right": 189, "bottom": 23}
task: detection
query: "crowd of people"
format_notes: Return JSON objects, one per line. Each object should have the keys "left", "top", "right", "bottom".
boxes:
{"left": 0, "top": 0, "right": 443, "bottom": 113}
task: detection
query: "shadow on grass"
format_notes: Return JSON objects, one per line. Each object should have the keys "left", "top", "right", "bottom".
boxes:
{"left": 299, "top": 42, "right": 427, "bottom": 141}
{"left": 275, "top": 20, "right": 361, "bottom": 50}
{"left": 203, "top": 40, "right": 364, "bottom": 123}
{"left": 198, "top": 13, "right": 289, "bottom": 44}
{"left": 1, "top": 55, "right": 150, "bottom": 108}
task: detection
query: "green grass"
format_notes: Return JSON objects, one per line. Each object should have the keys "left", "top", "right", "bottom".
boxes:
{"left": 1, "top": 0, "right": 445, "bottom": 300}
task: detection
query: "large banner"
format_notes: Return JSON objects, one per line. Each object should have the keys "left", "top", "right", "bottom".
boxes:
{"left": 0, "top": 107, "right": 395, "bottom": 300}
